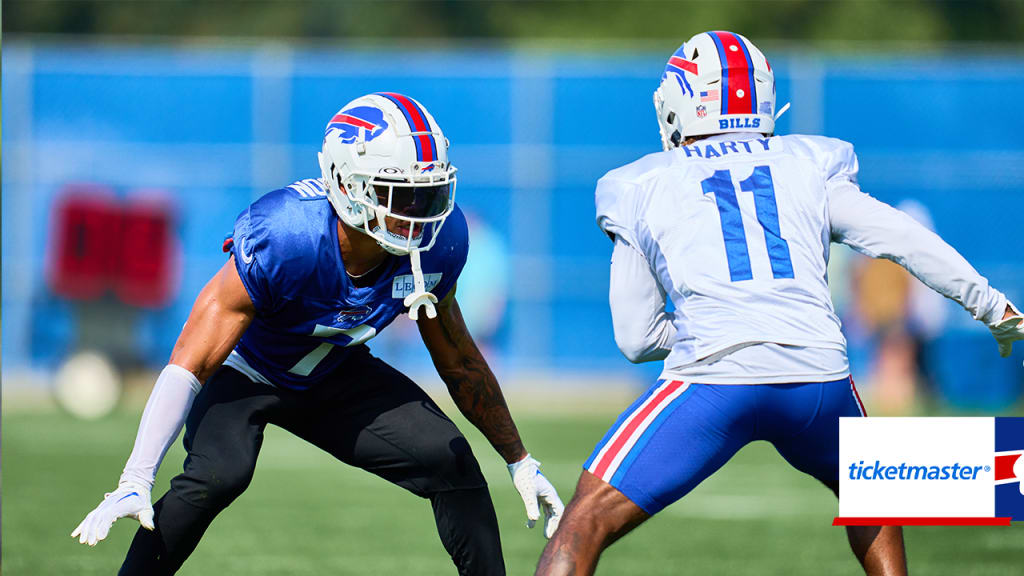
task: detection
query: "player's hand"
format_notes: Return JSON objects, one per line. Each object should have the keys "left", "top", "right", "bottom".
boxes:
{"left": 508, "top": 454, "right": 564, "bottom": 539}
{"left": 990, "top": 303, "right": 1024, "bottom": 358}
{"left": 71, "top": 482, "right": 154, "bottom": 546}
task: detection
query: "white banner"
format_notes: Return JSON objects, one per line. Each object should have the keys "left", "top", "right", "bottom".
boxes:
{"left": 839, "top": 417, "right": 998, "bottom": 520}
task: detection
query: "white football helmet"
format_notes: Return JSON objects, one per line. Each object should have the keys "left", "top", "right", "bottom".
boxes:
{"left": 318, "top": 92, "right": 457, "bottom": 256}
{"left": 654, "top": 31, "right": 776, "bottom": 150}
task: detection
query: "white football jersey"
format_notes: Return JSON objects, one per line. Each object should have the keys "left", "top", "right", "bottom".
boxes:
{"left": 597, "top": 132, "right": 1007, "bottom": 383}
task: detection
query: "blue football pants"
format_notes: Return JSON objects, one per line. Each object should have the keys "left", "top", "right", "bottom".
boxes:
{"left": 584, "top": 377, "right": 866, "bottom": 514}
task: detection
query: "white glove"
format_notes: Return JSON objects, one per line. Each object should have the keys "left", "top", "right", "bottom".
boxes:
{"left": 508, "top": 454, "right": 564, "bottom": 539}
{"left": 71, "top": 482, "right": 154, "bottom": 546}
{"left": 989, "top": 304, "right": 1024, "bottom": 359}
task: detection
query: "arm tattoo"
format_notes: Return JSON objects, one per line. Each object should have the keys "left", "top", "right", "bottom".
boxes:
{"left": 434, "top": 301, "right": 526, "bottom": 464}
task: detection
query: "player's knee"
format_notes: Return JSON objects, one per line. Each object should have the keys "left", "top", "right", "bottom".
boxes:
{"left": 208, "top": 466, "right": 255, "bottom": 504}
{"left": 561, "top": 474, "right": 646, "bottom": 542}
{"left": 171, "top": 463, "right": 255, "bottom": 509}
{"left": 566, "top": 491, "right": 613, "bottom": 533}
{"left": 557, "top": 497, "right": 619, "bottom": 547}
{"left": 420, "top": 436, "right": 487, "bottom": 494}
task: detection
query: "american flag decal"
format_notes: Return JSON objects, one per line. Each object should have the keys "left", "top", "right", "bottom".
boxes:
{"left": 700, "top": 90, "right": 719, "bottom": 102}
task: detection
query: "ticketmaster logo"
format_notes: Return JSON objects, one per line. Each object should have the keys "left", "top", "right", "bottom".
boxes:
{"left": 838, "top": 418, "right": 1024, "bottom": 522}
{"left": 848, "top": 460, "right": 992, "bottom": 481}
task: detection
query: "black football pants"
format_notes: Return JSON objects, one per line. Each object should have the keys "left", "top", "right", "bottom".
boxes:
{"left": 119, "top": 348, "right": 504, "bottom": 575}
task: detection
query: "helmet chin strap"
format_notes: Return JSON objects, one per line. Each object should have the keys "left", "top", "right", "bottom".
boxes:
{"left": 404, "top": 248, "right": 438, "bottom": 321}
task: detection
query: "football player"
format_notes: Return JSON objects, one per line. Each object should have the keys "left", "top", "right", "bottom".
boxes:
{"left": 536, "top": 32, "right": 1024, "bottom": 576}
{"left": 71, "top": 92, "right": 563, "bottom": 575}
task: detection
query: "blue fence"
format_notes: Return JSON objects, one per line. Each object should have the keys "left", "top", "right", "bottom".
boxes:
{"left": 4, "top": 41, "right": 1023, "bottom": 401}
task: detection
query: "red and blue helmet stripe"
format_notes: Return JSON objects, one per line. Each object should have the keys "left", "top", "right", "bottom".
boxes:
{"left": 708, "top": 31, "right": 757, "bottom": 116}
{"left": 376, "top": 92, "right": 438, "bottom": 163}
{"left": 665, "top": 45, "right": 698, "bottom": 76}
{"left": 664, "top": 45, "right": 697, "bottom": 98}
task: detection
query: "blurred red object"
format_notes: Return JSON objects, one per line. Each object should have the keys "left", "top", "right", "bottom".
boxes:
{"left": 49, "top": 187, "right": 120, "bottom": 301}
{"left": 116, "top": 194, "right": 177, "bottom": 308}
{"left": 48, "top": 185, "right": 178, "bottom": 308}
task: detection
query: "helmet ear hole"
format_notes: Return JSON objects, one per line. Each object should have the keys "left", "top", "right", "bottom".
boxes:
{"left": 666, "top": 112, "right": 676, "bottom": 124}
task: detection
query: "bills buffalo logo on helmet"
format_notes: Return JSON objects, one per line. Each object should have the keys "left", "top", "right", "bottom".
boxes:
{"left": 326, "top": 106, "right": 389, "bottom": 143}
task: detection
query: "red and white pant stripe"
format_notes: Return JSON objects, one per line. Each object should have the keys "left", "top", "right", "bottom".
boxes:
{"left": 850, "top": 376, "right": 867, "bottom": 416}
{"left": 587, "top": 380, "right": 691, "bottom": 483}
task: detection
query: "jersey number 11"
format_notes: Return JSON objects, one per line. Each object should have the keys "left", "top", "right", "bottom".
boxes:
{"left": 700, "top": 165, "right": 794, "bottom": 282}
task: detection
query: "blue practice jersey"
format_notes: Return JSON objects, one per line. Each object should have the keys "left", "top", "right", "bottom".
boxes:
{"left": 224, "top": 178, "right": 468, "bottom": 390}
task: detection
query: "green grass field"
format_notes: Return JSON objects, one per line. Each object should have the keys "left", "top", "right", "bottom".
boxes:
{"left": 4, "top": 400, "right": 1021, "bottom": 575}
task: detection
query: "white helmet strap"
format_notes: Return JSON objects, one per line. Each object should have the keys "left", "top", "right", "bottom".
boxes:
{"left": 403, "top": 249, "right": 438, "bottom": 321}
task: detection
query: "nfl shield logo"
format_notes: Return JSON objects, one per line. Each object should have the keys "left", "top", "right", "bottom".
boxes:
{"left": 696, "top": 105, "right": 707, "bottom": 119}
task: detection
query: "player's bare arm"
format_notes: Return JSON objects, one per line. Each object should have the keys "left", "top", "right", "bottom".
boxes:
{"left": 419, "top": 286, "right": 525, "bottom": 463}
{"left": 169, "top": 256, "right": 256, "bottom": 381}
{"left": 420, "top": 285, "right": 565, "bottom": 537}
{"left": 72, "top": 257, "right": 254, "bottom": 546}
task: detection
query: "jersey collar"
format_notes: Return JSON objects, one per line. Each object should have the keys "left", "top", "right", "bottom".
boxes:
{"left": 702, "top": 132, "right": 766, "bottom": 142}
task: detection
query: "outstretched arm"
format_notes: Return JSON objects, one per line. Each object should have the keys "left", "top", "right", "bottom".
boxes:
{"left": 418, "top": 287, "right": 525, "bottom": 463}
{"left": 73, "top": 257, "right": 255, "bottom": 546}
{"left": 129, "top": 256, "right": 255, "bottom": 485}
{"left": 828, "top": 183, "right": 1022, "bottom": 355}
{"left": 418, "top": 286, "right": 564, "bottom": 537}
